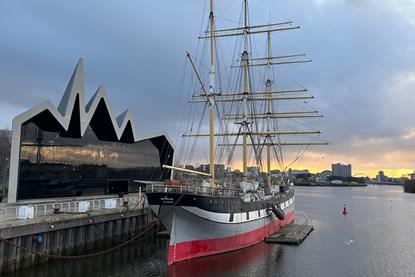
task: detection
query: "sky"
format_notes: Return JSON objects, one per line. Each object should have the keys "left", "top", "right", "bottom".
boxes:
{"left": 0, "top": 0, "right": 414, "bottom": 177}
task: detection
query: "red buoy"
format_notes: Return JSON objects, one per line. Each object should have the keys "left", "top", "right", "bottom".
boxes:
{"left": 342, "top": 204, "right": 348, "bottom": 215}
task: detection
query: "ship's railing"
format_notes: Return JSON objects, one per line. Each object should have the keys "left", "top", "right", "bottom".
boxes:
{"left": 146, "top": 182, "right": 295, "bottom": 198}
{"left": 146, "top": 183, "right": 242, "bottom": 198}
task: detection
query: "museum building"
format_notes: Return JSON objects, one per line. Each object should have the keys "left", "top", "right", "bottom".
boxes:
{"left": 7, "top": 59, "right": 174, "bottom": 202}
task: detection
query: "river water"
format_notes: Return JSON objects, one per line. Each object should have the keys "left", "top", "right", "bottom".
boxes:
{"left": 6, "top": 186, "right": 415, "bottom": 277}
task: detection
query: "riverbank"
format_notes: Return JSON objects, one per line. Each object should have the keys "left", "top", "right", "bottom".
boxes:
{"left": 295, "top": 182, "right": 367, "bottom": 187}
{"left": 0, "top": 194, "right": 159, "bottom": 274}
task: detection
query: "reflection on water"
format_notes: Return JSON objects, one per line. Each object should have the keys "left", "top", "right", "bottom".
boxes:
{"left": 5, "top": 186, "right": 415, "bottom": 277}
{"left": 4, "top": 237, "right": 284, "bottom": 277}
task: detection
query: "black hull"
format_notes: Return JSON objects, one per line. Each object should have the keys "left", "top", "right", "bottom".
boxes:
{"left": 146, "top": 190, "right": 294, "bottom": 213}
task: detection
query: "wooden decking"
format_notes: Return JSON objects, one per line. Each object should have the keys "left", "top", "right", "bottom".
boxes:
{"left": 265, "top": 223, "right": 313, "bottom": 245}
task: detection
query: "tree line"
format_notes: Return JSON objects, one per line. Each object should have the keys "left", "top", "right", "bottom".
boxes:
{"left": 0, "top": 129, "right": 11, "bottom": 192}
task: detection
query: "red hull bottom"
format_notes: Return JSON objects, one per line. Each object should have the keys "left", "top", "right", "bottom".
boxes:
{"left": 168, "top": 211, "right": 295, "bottom": 264}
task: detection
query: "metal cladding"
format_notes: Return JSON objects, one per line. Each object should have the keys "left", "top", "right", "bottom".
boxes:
{"left": 32, "top": 58, "right": 137, "bottom": 141}
{"left": 7, "top": 58, "right": 173, "bottom": 202}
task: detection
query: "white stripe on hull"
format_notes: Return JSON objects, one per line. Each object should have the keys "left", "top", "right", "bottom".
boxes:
{"left": 180, "top": 196, "right": 295, "bottom": 224}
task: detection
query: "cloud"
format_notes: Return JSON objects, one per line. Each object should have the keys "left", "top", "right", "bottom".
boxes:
{"left": 0, "top": 0, "right": 414, "bottom": 174}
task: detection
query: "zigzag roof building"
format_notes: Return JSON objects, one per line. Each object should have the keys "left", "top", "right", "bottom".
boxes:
{"left": 8, "top": 59, "right": 174, "bottom": 202}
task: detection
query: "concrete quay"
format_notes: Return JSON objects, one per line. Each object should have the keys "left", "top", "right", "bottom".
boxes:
{"left": 0, "top": 194, "right": 160, "bottom": 274}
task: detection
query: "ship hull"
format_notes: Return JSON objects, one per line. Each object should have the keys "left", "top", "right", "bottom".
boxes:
{"left": 149, "top": 194, "right": 295, "bottom": 264}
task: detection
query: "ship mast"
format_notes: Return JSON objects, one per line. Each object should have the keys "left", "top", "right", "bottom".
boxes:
{"left": 242, "top": 0, "right": 249, "bottom": 181}
{"left": 208, "top": 0, "right": 215, "bottom": 187}
{"left": 185, "top": 2, "right": 328, "bottom": 185}
{"left": 266, "top": 31, "right": 272, "bottom": 187}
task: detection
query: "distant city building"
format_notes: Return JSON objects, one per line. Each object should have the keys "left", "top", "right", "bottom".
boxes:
{"left": 214, "top": 164, "right": 226, "bottom": 179}
{"left": 197, "top": 164, "right": 226, "bottom": 179}
{"left": 390, "top": 177, "right": 407, "bottom": 185}
{"left": 331, "top": 163, "right": 352, "bottom": 177}
{"left": 247, "top": 166, "right": 260, "bottom": 178}
{"left": 289, "top": 169, "right": 309, "bottom": 176}
{"left": 376, "top": 171, "right": 389, "bottom": 182}
{"left": 198, "top": 164, "right": 210, "bottom": 174}
{"left": 316, "top": 170, "right": 333, "bottom": 182}
{"left": 184, "top": 165, "right": 195, "bottom": 171}
{"left": 410, "top": 172, "right": 415, "bottom": 181}
{"left": 270, "top": 169, "right": 281, "bottom": 176}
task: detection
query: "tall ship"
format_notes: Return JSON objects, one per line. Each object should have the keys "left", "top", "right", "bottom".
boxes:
{"left": 146, "top": 0, "right": 327, "bottom": 264}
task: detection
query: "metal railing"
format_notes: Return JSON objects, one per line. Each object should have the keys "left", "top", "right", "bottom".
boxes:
{"left": 146, "top": 183, "right": 294, "bottom": 199}
{"left": 0, "top": 193, "right": 145, "bottom": 221}
{"left": 147, "top": 183, "right": 242, "bottom": 198}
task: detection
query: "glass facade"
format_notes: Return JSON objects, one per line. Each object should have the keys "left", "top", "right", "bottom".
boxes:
{"left": 17, "top": 120, "right": 173, "bottom": 200}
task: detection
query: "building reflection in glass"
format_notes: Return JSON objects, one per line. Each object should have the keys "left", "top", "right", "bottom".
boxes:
{"left": 17, "top": 122, "right": 173, "bottom": 200}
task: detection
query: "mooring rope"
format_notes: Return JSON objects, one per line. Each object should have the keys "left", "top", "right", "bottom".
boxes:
{"left": 86, "top": 211, "right": 144, "bottom": 244}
